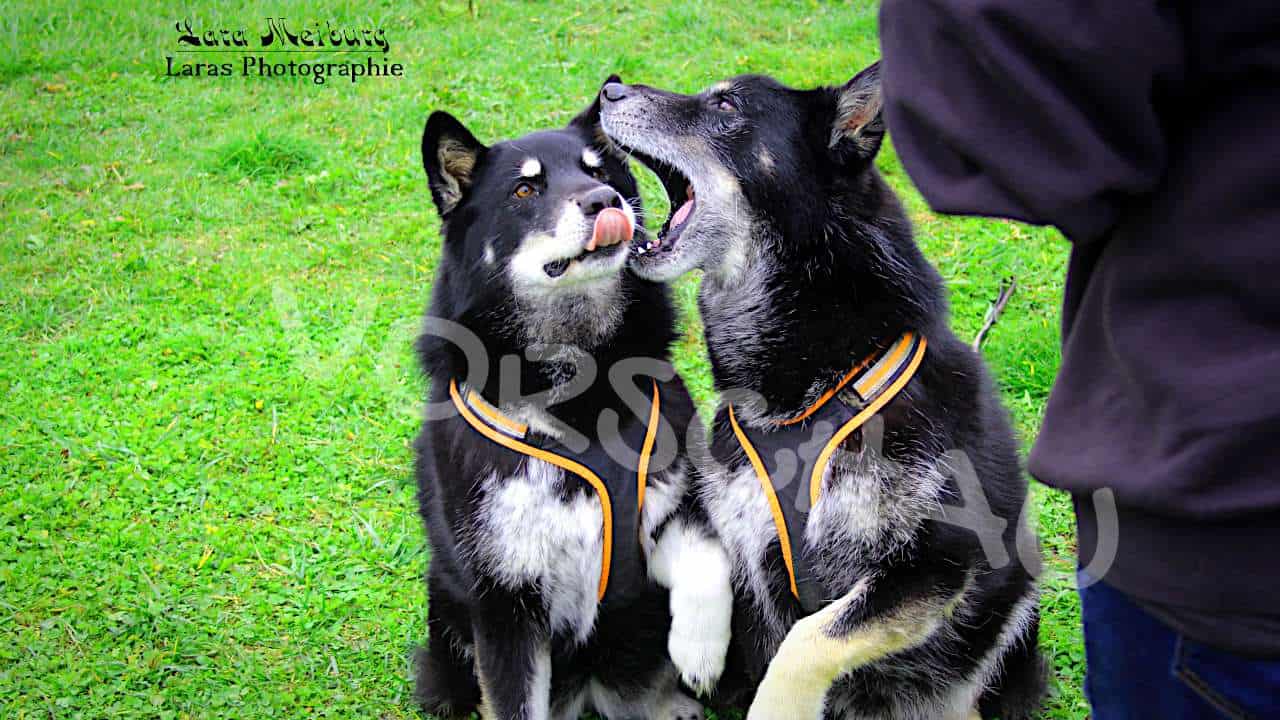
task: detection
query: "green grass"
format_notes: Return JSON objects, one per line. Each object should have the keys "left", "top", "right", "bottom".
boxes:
{"left": 0, "top": 1, "right": 1085, "bottom": 717}
{"left": 212, "top": 133, "right": 319, "bottom": 180}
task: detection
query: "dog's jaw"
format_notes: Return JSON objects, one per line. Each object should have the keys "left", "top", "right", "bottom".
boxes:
{"left": 630, "top": 243, "right": 700, "bottom": 282}
{"left": 506, "top": 200, "right": 634, "bottom": 348}
{"left": 509, "top": 200, "right": 635, "bottom": 292}
{"left": 600, "top": 106, "right": 749, "bottom": 282}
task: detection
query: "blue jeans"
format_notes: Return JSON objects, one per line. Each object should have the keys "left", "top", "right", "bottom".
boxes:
{"left": 1079, "top": 572, "right": 1280, "bottom": 719}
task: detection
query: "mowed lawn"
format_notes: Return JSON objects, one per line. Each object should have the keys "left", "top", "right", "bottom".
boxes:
{"left": 1, "top": 1, "right": 1086, "bottom": 717}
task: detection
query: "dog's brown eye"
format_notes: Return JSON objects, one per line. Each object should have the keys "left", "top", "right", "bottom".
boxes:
{"left": 717, "top": 98, "right": 737, "bottom": 113}
{"left": 590, "top": 167, "right": 608, "bottom": 181}
{"left": 513, "top": 182, "right": 534, "bottom": 199}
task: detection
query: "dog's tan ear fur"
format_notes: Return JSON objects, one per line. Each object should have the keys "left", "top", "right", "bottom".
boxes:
{"left": 422, "top": 111, "right": 487, "bottom": 217}
{"left": 829, "top": 61, "right": 884, "bottom": 159}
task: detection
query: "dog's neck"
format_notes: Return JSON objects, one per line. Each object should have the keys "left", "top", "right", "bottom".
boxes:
{"left": 462, "top": 335, "right": 652, "bottom": 437}
{"left": 699, "top": 180, "right": 943, "bottom": 427}
{"left": 424, "top": 276, "right": 678, "bottom": 438}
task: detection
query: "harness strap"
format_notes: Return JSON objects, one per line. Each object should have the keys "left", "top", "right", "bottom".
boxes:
{"left": 851, "top": 332, "right": 922, "bottom": 404}
{"left": 775, "top": 349, "right": 880, "bottom": 426}
{"left": 776, "top": 332, "right": 923, "bottom": 426}
{"left": 809, "top": 334, "right": 927, "bottom": 508}
{"left": 637, "top": 381, "right": 661, "bottom": 510}
{"left": 448, "top": 378, "right": 661, "bottom": 602}
{"left": 730, "top": 405, "right": 799, "bottom": 599}
{"left": 462, "top": 385, "right": 529, "bottom": 438}
{"left": 730, "top": 332, "right": 928, "bottom": 600}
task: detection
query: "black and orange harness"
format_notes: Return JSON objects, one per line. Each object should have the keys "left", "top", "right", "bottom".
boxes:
{"left": 719, "top": 332, "right": 928, "bottom": 608}
{"left": 448, "top": 379, "right": 663, "bottom": 603}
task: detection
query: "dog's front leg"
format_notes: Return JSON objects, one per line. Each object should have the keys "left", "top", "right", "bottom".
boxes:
{"left": 471, "top": 589, "right": 552, "bottom": 720}
{"left": 648, "top": 516, "right": 733, "bottom": 695}
{"left": 746, "top": 571, "right": 968, "bottom": 720}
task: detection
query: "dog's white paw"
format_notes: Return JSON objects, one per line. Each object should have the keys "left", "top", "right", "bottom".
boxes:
{"left": 668, "top": 618, "right": 728, "bottom": 696}
{"left": 667, "top": 557, "right": 732, "bottom": 694}
{"left": 650, "top": 523, "right": 733, "bottom": 695}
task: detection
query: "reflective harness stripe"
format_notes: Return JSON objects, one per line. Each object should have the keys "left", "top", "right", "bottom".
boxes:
{"left": 775, "top": 349, "right": 880, "bottom": 426}
{"left": 730, "top": 333, "right": 928, "bottom": 600}
{"left": 448, "top": 378, "right": 661, "bottom": 602}
{"left": 852, "top": 333, "right": 918, "bottom": 403}
{"left": 730, "top": 404, "right": 800, "bottom": 599}
{"left": 465, "top": 389, "right": 529, "bottom": 438}
{"left": 637, "top": 385, "right": 661, "bottom": 511}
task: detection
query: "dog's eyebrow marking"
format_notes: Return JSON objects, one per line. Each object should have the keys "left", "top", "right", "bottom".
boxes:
{"left": 520, "top": 157, "right": 542, "bottom": 178}
{"left": 582, "top": 148, "right": 602, "bottom": 168}
{"left": 710, "top": 81, "right": 733, "bottom": 94}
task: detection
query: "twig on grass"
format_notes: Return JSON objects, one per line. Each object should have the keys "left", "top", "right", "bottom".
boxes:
{"left": 973, "top": 277, "right": 1017, "bottom": 351}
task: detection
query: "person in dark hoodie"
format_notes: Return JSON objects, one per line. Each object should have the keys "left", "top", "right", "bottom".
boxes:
{"left": 878, "top": 1, "right": 1280, "bottom": 717}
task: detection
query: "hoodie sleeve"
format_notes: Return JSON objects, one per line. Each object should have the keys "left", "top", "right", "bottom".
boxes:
{"left": 878, "top": 0, "right": 1184, "bottom": 243}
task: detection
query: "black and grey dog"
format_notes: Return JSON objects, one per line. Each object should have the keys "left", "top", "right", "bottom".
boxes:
{"left": 412, "top": 81, "right": 732, "bottom": 720}
{"left": 600, "top": 63, "right": 1046, "bottom": 720}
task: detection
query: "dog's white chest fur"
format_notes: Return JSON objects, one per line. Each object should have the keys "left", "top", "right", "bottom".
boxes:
{"left": 709, "top": 446, "right": 945, "bottom": 635}
{"left": 707, "top": 465, "right": 793, "bottom": 638}
{"left": 474, "top": 460, "right": 604, "bottom": 644}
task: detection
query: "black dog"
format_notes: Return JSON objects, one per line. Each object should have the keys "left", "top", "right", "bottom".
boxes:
{"left": 600, "top": 63, "right": 1046, "bottom": 719}
{"left": 413, "top": 82, "right": 732, "bottom": 720}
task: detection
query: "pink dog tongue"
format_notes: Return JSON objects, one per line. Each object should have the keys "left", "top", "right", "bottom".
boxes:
{"left": 671, "top": 198, "right": 693, "bottom": 228}
{"left": 589, "top": 207, "right": 633, "bottom": 250}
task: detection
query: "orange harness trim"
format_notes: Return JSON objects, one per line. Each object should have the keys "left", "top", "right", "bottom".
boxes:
{"left": 464, "top": 386, "right": 530, "bottom": 438}
{"left": 637, "top": 380, "right": 661, "bottom": 511}
{"left": 731, "top": 333, "right": 928, "bottom": 599}
{"left": 809, "top": 335, "right": 927, "bottom": 508}
{"left": 448, "top": 379, "right": 660, "bottom": 602}
{"left": 730, "top": 405, "right": 800, "bottom": 599}
{"left": 775, "top": 349, "right": 880, "bottom": 426}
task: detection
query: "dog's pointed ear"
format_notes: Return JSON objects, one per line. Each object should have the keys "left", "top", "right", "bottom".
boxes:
{"left": 828, "top": 61, "right": 884, "bottom": 161}
{"left": 569, "top": 74, "right": 624, "bottom": 155}
{"left": 422, "top": 111, "right": 487, "bottom": 217}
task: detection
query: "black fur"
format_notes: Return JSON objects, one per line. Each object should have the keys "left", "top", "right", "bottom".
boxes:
{"left": 413, "top": 81, "right": 723, "bottom": 720}
{"left": 601, "top": 63, "right": 1047, "bottom": 719}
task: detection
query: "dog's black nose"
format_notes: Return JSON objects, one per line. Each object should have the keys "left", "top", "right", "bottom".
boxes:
{"left": 601, "top": 82, "right": 627, "bottom": 103}
{"left": 578, "top": 186, "right": 623, "bottom": 215}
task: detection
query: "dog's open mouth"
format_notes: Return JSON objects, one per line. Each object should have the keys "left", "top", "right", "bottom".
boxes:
{"left": 635, "top": 161, "right": 695, "bottom": 257}
{"left": 542, "top": 207, "right": 632, "bottom": 279}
